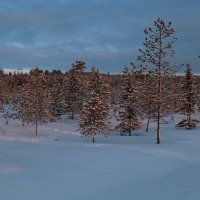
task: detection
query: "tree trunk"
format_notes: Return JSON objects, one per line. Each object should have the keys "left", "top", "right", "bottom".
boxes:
{"left": 80, "top": 99, "right": 83, "bottom": 117}
{"left": 92, "top": 133, "right": 96, "bottom": 143}
{"left": 187, "top": 109, "right": 191, "bottom": 129}
{"left": 157, "top": 109, "right": 160, "bottom": 144}
{"left": 188, "top": 89, "right": 192, "bottom": 128}
{"left": 157, "top": 74, "right": 161, "bottom": 144}
{"left": 36, "top": 75, "right": 39, "bottom": 136}
{"left": 146, "top": 111, "right": 151, "bottom": 132}
{"left": 129, "top": 129, "right": 131, "bottom": 136}
{"left": 36, "top": 97, "right": 38, "bottom": 136}
{"left": 71, "top": 110, "right": 74, "bottom": 120}
{"left": 157, "top": 30, "right": 162, "bottom": 144}
{"left": 36, "top": 118, "right": 38, "bottom": 136}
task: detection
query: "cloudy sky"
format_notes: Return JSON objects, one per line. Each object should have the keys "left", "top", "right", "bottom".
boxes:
{"left": 0, "top": 0, "right": 200, "bottom": 73}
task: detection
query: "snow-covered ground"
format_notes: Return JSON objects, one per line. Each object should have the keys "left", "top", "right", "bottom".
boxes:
{"left": 0, "top": 115, "right": 200, "bottom": 200}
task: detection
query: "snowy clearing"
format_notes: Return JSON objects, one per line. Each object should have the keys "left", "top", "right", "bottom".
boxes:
{"left": 0, "top": 116, "right": 200, "bottom": 200}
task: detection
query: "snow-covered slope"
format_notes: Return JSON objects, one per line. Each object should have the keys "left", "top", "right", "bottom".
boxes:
{"left": 0, "top": 116, "right": 200, "bottom": 200}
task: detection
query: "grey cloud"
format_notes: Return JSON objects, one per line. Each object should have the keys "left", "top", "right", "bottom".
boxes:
{"left": 0, "top": 0, "right": 199, "bottom": 73}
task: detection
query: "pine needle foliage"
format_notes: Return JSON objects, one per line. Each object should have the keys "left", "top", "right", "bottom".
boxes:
{"left": 79, "top": 68, "right": 111, "bottom": 142}
{"left": 18, "top": 67, "right": 49, "bottom": 135}
{"left": 177, "top": 64, "right": 199, "bottom": 129}
{"left": 48, "top": 81, "right": 65, "bottom": 121}
{"left": 134, "top": 17, "right": 178, "bottom": 143}
{"left": 116, "top": 67, "right": 143, "bottom": 136}
{"left": 63, "top": 60, "right": 86, "bottom": 119}
{"left": 141, "top": 71, "right": 157, "bottom": 132}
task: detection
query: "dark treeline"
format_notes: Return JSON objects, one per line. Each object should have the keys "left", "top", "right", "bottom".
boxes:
{"left": 1, "top": 65, "right": 200, "bottom": 138}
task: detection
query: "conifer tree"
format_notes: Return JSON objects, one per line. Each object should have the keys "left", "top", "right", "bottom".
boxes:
{"left": 197, "top": 56, "right": 200, "bottom": 112}
{"left": 72, "top": 60, "right": 86, "bottom": 115}
{"left": 116, "top": 67, "right": 143, "bottom": 136}
{"left": 63, "top": 60, "right": 86, "bottom": 119}
{"left": 79, "top": 68, "right": 111, "bottom": 142}
{"left": 18, "top": 67, "right": 49, "bottom": 135}
{"left": 0, "top": 73, "right": 7, "bottom": 135}
{"left": 142, "top": 71, "right": 157, "bottom": 132}
{"left": 0, "top": 79, "right": 6, "bottom": 112}
{"left": 63, "top": 68, "right": 81, "bottom": 119}
{"left": 135, "top": 17, "right": 178, "bottom": 143}
{"left": 48, "top": 81, "right": 65, "bottom": 121}
{"left": 177, "top": 64, "right": 199, "bottom": 128}
{"left": 0, "top": 69, "right": 11, "bottom": 113}
{"left": 197, "top": 82, "right": 200, "bottom": 113}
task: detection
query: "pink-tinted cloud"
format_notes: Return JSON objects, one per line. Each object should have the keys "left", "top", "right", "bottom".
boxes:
{"left": 0, "top": 165, "right": 20, "bottom": 175}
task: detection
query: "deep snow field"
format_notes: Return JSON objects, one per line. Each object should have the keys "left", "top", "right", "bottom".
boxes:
{"left": 0, "top": 115, "right": 200, "bottom": 200}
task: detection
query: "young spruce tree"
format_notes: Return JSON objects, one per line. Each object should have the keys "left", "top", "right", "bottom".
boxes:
{"left": 177, "top": 64, "right": 199, "bottom": 128}
{"left": 63, "top": 60, "right": 86, "bottom": 119}
{"left": 48, "top": 81, "right": 65, "bottom": 122}
{"left": 116, "top": 67, "right": 143, "bottom": 136}
{"left": 18, "top": 67, "right": 49, "bottom": 135}
{"left": 79, "top": 68, "right": 111, "bottom": 142}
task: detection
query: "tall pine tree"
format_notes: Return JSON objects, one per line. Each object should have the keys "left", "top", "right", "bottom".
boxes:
{"left": 18, "top": 67, "right": 49, "bottom": 135}
{"left": 135, "top": 18, "right": 178, "bottom": 143}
